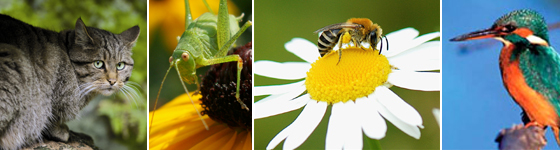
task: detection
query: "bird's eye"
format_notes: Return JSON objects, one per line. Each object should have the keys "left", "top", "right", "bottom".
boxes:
{"left": 94, "top": 61, "right": 104, "bottom": 69}
{"left": 117, "top": 62, "right": 125, "bottom": 70}
{"left": 502, "top": 25, "right": 516, "bottom": 32}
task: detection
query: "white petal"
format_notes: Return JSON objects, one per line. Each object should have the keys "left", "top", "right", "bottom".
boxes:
{"left": 261, "top": 86, "right": 306, "bottom": 106}
{"left": 343, "top": 101, "right": 363, "bottom": 149}
{"left": 285, "top": 38, "right": 321, "bottom": 63}
{"left": 391, "top": 41, "right": 440, "bottom": 60}
{"left": 391, "top": 59, "right": 440, "bottom": 71}
{"left": 254, "top": 80, "right": 305, "bottom": 96}
{"left": 265, "top": 101, "right": 327, "bottom": 150}
{"left": 254, "top": 94, "right": 311, "bottom": 119}
{"left": 255, "top": 60, "right": 310, "bottom": 80}
{"left": 433, "top": 108, "right": 441, "bottom": 128}
{"left": 388, "top": 41, "right": 441, "bottom": 71}
{"left": 385, "top": 28, "right": 419, "bottom": 46}
{"left": 373, "top": 99, "right": 421, "bottom": 139}
{"left": 374, "top": 86, "right": 423, "bottom": 126}
{"left": 388, "top": 70, "right": 441, "bottom": 91}
{"left": 356, "top": 97, "right": 386, "bottom": 139}
{"left": 384, "top": 32, "right": 440, "bottom": 57}
{"left": 282, "top": 101, "right": 328, "bottom": 150}
{"left": 326, "top": 102, "right": 345, "bottom": 149}
{"left": 377, "top": 28, "right": 419, "bottom": 54}
{"left": 256, "top": 84, "right": 306, "bottom": 104}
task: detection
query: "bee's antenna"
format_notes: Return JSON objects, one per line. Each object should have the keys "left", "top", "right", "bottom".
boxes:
{"left": 384, "top": 35, "right": 389, "bottom": 51}
{"left": 379, "top": 37, "right": 383, "bottom": 55}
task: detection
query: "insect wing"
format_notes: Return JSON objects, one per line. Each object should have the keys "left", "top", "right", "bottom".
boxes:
{"left": 314, "top": 23, "right": 360, "bottom": 33}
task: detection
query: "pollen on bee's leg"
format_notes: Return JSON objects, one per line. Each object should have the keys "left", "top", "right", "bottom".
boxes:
{"left": 342, "top": 32, "right": 352, "bottom": 44}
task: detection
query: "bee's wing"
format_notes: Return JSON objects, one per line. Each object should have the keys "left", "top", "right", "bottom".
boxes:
{"left": 313, "top": 23, "right": 360, "bottom": 33}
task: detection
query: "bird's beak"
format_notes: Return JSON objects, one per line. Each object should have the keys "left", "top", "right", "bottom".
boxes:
{"left": 450, "top": 28, "right": 498, "bottom": 41}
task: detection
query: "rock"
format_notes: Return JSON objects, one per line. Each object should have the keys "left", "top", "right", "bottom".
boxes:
{"left": 22, "top": 131, "right": 98, "bottom": 150}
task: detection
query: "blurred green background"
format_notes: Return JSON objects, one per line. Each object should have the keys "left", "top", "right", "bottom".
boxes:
{"left": 148, "top": 0, "right": 252, "bottom": 111}
{"left": 0, "top": 0, "right": 147, "bottom": 149}
{"left": 254, "top": 0, "right": 440, "bottom": 149}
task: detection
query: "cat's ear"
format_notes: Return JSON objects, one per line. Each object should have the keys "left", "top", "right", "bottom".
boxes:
{"left": 74, "top": 18, "right": 95, "bottom": 45}
{"left": 120, "top": 26, "right": 140, "bottom": 48}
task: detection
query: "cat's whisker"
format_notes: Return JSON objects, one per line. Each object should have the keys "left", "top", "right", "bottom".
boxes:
{"left": 78, "top": 84, "right": 94, "bottom": 99}
{"left": 122, "top": 86, "right": 139, "bottom": 109}
{"left": 127, "top": 81, "right": 142, "bottom": 89}
{"left": 125, "top": 82, "right": 145, "bottom": 98}
{"left": 124, "top": 84, "right": 143, "bottom": 104}
{"left": 80, "top": 86, "right": 97, "bottom": 99}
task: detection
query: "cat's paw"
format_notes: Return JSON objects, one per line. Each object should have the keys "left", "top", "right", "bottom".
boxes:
{"left": 46, "top": 123, "right": 70, "bottom": 142}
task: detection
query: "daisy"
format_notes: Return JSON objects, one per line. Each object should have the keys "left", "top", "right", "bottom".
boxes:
{"left": 255, "top": 28, "right": 440, "bottom": 149}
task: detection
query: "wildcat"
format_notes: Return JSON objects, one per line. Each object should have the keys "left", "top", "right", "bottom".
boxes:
{"left": 0, "top": 14, "right": 139, "bottom": 149}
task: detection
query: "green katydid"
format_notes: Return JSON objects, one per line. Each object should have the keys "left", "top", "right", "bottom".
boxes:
{"left": 150, "top": 0, "right": 252, "bottom": 132}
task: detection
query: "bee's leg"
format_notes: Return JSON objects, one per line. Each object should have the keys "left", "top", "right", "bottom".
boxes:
{"left": 335, "top": 32, "right": 347, "bottom": 65}
{"left": 337, "top": 49, "right": 342, "bottom": 65}
{"left": 336, "top": 35, "right": 345, "bottom": 65}
{"left": 355, "top": 39, "right": 366, "bottom": 51}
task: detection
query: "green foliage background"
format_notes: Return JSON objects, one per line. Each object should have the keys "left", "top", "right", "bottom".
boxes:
{"left": 0, "top": 0, "right": 147, "bottom": 149}
{"left": 254, "top": 0, "right": 440, "bottom": 149}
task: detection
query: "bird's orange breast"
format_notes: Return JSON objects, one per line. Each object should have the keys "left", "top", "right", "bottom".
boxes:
{"left": 499, "top": 44, "right": 560, "bottom": 127}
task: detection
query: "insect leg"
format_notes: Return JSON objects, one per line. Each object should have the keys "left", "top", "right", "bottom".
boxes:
{"left": 337, "top": 49, "right": 342, "bottom": 65}
{"left": 336, "top": 32, "right": 348, "bottom": 65}
{"left": 199, "top": 55, "right": 250, "bottom": 111}
{"left": 217, "top": 0, "right": 231, "bottom": 49}
{"left": 216, "top": 21, "right": 252, "bottom": 57}
{"left": 184, "top": 0, "right": 192, "bottom": 28}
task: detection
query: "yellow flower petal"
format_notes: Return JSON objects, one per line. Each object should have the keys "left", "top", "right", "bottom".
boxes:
{"left": 149, "top": 93, "right": 251, "bottom": 150}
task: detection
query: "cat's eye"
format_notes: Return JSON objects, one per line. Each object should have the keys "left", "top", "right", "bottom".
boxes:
{"left": 117, "top": 62, "right": 125, "bottom": 70}
{"left": 93, "top": 61, "right": 104, "bottom": 69}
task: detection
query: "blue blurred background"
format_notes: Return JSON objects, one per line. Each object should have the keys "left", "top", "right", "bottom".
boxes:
{"left": 443, "top": 0, "right": 560, "bottom": 149}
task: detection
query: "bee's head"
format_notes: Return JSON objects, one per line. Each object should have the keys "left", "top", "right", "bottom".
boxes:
{"left": 367, "top": 25, "right": 387, "bottom": 52}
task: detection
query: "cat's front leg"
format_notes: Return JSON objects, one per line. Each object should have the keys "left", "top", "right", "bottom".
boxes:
{"left": 46, "top": 123, "right": 70, "bottom": 142}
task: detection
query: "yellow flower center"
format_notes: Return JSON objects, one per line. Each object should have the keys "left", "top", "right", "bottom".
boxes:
{"left": 305, "top": 47, "right": 391, "bottom": 104}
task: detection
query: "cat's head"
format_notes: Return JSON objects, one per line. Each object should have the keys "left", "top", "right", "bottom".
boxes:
{"left": 68, "top": 18, "right": 140, "bottom": 96}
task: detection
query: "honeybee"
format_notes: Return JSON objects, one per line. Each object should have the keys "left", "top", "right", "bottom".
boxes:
{"left": 314, "top": 18, "right": 388, "bottom": 64}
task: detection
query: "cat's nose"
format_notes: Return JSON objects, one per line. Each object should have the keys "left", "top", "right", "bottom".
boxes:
{"left": 108, "top": 79, "right": 117, "bottom": 86}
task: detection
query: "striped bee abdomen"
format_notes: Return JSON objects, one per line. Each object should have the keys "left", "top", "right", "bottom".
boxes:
{"left": 317, "top": 29, "right": 341, "bottom": 57}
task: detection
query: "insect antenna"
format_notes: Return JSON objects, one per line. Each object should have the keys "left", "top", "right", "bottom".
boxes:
{"left": 175, "top": 62, "right": 209, "bottom": 130}
{"left": 384, "top": 35, "right": 389, "bottom": 51}
{"left": 202, "top": 0, "right": 215, "bottom": 14}
{"left": 149, "top": 64, "right": 174, "bottom": 134}
{"left": 380, "top": 37, "right": 383, "bottom": 55}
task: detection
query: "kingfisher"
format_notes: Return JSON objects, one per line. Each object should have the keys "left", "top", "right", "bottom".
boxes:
{"left": 451, "top": 9, "right": 560, "bottom": 145}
